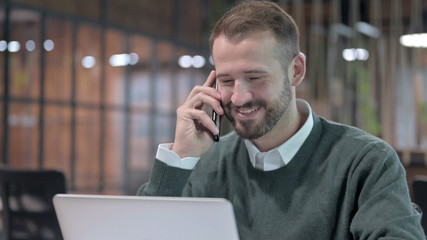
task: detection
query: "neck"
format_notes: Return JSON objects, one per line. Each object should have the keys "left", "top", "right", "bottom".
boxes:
{"left": 251, "top": 100, "right": 302, "bottom": 152}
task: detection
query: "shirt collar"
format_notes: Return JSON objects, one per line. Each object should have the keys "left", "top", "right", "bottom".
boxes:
{"left": 244, "top": 99, "right": 314, "bottom": 171}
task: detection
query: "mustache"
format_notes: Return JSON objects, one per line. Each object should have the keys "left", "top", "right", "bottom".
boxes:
{"left": 225, "top": 100, "right": 267, "bottom": 110}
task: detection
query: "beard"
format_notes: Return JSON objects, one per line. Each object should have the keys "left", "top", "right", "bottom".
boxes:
{"left": 223, "top": 79, "right": 292, "bottom": 140}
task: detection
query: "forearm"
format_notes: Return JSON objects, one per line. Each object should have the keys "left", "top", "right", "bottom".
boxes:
{"left": 349, "top": 144, "right": 425, "bottom": 239}
{"left": 137, "top": 159, "right": 192, "bottom": 196}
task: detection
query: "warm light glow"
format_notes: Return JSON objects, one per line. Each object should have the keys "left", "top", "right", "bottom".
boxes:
{"left": 109, "top": 53, "right": 139, "bottom": 67}
{"left": 82, "top": 56, "right": 96, "bottom": 69}
{"left": 400, "top": 33, "right": 427, "bottom": 48}
{"left": 178, "top": 55, "right": 193, "bottom": 68}
{"left": 44, "top": 39, "right": 54, "bottom": 51}
{"left": 110, "top": 54, "right": 129, "bottom": 67}
{"left": 343, "top": 49, "right": 357, "bottom": 61}
{"left": 356, "top": 48, "right": 369, "bottom": 61}
{"left": 178, "top": 55, "right": 206, "bottom": 68}
{"left": 0, "top": 40, "right": 7, "bottom": 51}
{"left": 26, "top": 40, "right": 36, "bottom": 52}
{"left": 128, "top": 53, "right": 139, "bottom": 65}
{"left": 342, "top": 48, "right": 369, "bottom": 62}
{"left": 192, "top": 55, "right": 206, "bottom": 68}
{"left": 8, "top": 41, "right": 21, "bottom": 52}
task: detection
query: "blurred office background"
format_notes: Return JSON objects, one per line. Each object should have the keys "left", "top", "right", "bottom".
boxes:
{"left": 0, "top": 0, "right": 426, "bottom": 195}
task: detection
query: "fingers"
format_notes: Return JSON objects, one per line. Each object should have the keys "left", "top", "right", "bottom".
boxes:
{"left": 185, "top": 90, "right": 223, "bottom": 114}
{"left": 187, "top": 71, "right": 218, "bottom": 100}
{"left": 177, "top": 70, "right": 222, "bottom": 136}
{"left": 202, "top": 70, "right": 217, "bottom": 87}
{"left": 185, "top": 70, "right": 223, "bottom": 115}
{"left": 181, "top": 108, "right": 219, "bottom": 135}
{"left": 187, "top": 85, "right": 220, "bottom": 105}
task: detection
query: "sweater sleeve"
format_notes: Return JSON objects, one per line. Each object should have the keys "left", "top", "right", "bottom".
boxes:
{"left": 136, "top": 159, "right": 192, "bottom": 196}
{"left": 349, "top": 143, "right": 425, "bottom": 239}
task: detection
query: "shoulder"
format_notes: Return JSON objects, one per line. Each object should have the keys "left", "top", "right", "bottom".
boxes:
{"left": 317, "top": 116, "right": 393, "bottom": 151}
{"left": 315, "top": 115, "right": 400, "bottom": 172}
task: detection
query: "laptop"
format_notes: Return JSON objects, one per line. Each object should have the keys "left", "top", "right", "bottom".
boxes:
{"left": 53, "top": 194, "right": 240, "bottom": 240}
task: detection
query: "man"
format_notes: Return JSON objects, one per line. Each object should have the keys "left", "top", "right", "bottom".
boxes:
{"left": 138, "top": 1, "right": 425, "bottom": 239}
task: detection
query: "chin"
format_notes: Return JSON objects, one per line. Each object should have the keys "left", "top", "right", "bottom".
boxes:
{"left": 234, "top": 120, "right": 268, "bottom": 140}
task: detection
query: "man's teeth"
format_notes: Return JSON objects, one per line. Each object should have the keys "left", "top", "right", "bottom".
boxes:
{"left": 238, "top": 108, "right": 258, "bottom": 114}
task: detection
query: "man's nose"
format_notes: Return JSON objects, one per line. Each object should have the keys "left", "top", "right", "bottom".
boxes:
{"left": 230, "top": 80, "right": 253, "bottom": 107}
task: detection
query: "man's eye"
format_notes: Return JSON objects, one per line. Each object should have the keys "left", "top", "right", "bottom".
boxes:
{"left": 220, "top": 79, "right": 234, "bottom": 85}
{"left": 248, "top": 76, "right": 263, "bottom": 81}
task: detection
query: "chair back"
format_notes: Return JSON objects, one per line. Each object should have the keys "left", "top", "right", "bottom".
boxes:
{"left": 413, "top": 175, "right": 427, "bottom": 235}
{"left": 0, "top": 167, "right": 66, "bottom": 240}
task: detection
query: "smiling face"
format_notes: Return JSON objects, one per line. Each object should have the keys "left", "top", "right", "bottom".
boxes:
{"left": 213, "top": 31, "right": 294, "bottom": 140}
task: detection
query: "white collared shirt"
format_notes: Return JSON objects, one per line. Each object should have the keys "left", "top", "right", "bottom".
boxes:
{"left": 244, "top": 100, "right": 313, "bottom": 171}
{"left": 156, "top": 99, "right": 313, "bottom": 171}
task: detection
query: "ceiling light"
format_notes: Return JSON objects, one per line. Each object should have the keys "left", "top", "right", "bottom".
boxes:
{"left": 8, "top": 41, "right": 20, "bottom": 52}
{"left": 400, "top": 33, "right": 427, "bottom": 48}
{"left": 82, "top": 56, "right": 96, "bottom": 69}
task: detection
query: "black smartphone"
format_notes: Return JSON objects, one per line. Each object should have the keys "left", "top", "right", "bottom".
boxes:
{"left": 212, "top": 78, "right": 220, "bottom": 142}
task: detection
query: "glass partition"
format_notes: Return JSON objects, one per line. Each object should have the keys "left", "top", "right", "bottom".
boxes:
{"left": 75, "top": 23, "right": 101, "bottom": 104}
{"left": 105, "top": 29, "right": 126, "bottom": 106}
{"left": 8, "top": 9, "right": 41, "bottom": 99}
{"left": 103, "top": 111, "right": 125, "bottom": 194}
{"left": 129, "top": 35, "right": 153, "bottom": 110}
{"left": 45, "top": 17, "right": 73, "bottom": 101}
{"left": 8, "top": 103, "right": 39, "bottom": 168}
{"left": 44, "top": 105, "right": 72, "bottom": 174}
{"left": 75, "top": 108, "right": 101, "bottom": 192}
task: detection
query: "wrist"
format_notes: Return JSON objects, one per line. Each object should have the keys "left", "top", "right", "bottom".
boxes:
{"left": 171, "top": 143, "right": 197, "bottom": 159}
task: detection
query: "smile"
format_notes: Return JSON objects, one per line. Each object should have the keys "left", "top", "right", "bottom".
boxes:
{"left": 237, "top": 107, "right": 259, "bottom": 114}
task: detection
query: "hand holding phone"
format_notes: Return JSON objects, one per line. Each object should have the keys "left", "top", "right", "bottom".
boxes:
{"left": 171, "top": 71, "right": 220, "bottom": 158}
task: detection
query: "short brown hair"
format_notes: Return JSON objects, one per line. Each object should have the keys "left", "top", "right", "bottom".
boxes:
{"left": 209, "top": 1, "right": 300, "bottom": 64}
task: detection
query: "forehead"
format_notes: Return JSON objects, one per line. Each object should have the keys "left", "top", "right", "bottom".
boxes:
{"left": 212, "top": 32, "right": 279, "bottom": 61}
{"left": 212, "top": 30, "right": 277, "bottom": 50}
{"left": 212, "top": 32, "right": 284, "bottom": 75}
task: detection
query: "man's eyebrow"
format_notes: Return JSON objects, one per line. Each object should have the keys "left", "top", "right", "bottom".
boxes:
{"left": 243, "top": 70, "right": 269, "bottom": 74}
{"left": 216, "top": 70, "right": 269, "bottom": 78}
{"left": 216, "top": 73, "right": 231, "bottom": 78}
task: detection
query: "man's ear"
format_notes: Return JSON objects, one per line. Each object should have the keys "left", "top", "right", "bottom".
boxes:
{"left": 288, "top": 52, "right": 306, "bottom": 87}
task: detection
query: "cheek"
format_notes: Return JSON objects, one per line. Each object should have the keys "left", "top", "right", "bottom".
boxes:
{"left": 219, "top": 88, "right": 233, "bottom": 104}
{"left": 254, "top": 84, "right": 274, "bottom": 101}
{"left": 220, "top": 84, "right": 272, "bottom": 105}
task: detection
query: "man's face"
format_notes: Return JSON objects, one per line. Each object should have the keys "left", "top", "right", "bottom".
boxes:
{"left": 212, "top": 31, "right": 293, "bottom": 139}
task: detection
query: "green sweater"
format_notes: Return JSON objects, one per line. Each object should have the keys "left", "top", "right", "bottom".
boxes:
{"left": 138, "top": 114, "right": 425, "bottom": 240}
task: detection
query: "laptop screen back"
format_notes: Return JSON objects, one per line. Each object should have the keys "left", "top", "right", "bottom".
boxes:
{"left": 53, "top": 194, "right": 239, "bottom": 240}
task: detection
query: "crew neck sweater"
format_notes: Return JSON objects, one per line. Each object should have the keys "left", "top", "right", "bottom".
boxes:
{"left": 138, "top": 113, "right": 425, "bottom": 240}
